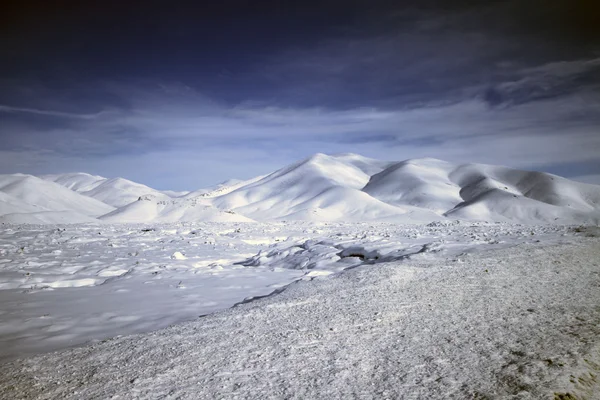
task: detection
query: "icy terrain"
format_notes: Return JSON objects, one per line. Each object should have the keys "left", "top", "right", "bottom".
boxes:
{"left": 1, "top": 153, "right": 600, "bottom": 398}
{"left": 0, "top": 221, "right": 586, "bottom": 361}
{"left": 1, "top": 230, "right": 599, "bottom": 399}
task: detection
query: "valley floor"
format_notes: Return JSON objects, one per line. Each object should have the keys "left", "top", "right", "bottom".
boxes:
{"left": 1, "top": 233, "right": 599, "bottom": 399}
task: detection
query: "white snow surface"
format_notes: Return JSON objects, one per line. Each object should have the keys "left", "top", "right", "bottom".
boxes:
{"left": 42, "top": 173, "right": 173, "bottom": 208}
{"left": 2, "top": 154, "right": 599, "bottom": 398}
{"left": 79, "top": 177, "right": 172, "bottom": 208}
{"left": 160, "top": 189, "right": 190, "bottom": 198}
{"left": 183, "top": 175, "right": 267, "bottom": 199}
{"left": 1, "top": 153, "right": 598, "bottom": 224}
{"left": 40, "top": 172, "right": 106, "bottom": 192}
{"left": 0, "top": 191, "right": 46, "bottom": 216}
{"left": 0, "top": 174, "right": 114, "bottom": 222}
{"left": 0, "top": 224, "right": 598, "bottom": 399}
{"left": 99, "top": 195, "right": 254, "bottom": 223}
{"left": 204, "top": 154, "right": 600, "bottom": 223}
{"left": 0, "top": 221, "right": 587, "bottom": 362}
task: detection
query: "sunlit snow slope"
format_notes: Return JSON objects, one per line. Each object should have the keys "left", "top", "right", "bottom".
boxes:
{"left": 363, "top": 158, "right": 600, "bottom": 223}
{"left": 210, "top": 153, "right": 439, "bottom": 222}
{"left": 99, "top": 195, "right": 254, "bottom": 223}
{"left": 3, "top": 153, "right": 600, "bottom": 224}
{"left": 42, "top": 173, "right": 173, "bottom": 208}
{"left": 209, "top": 154, "right": 600, "bottom": 223}
{"left": 0, "top": 174, "right": 114, "bottom": 223}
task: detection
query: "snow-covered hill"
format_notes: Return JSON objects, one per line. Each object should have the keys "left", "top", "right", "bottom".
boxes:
{"left": 99, "top": 195, "right": 254, "bottom": 223}
{"left": 183, "top": 176, "right": 267, "bottom": 199}
{"left": 42, "top": 173, "right": 173, "bottom": 208}
{"left": 41, "top": 172, "right": 106, "bottom": 192}
{"left": 363, "top": 158, "right": 464, "bottom": 213}
{"left": 0, "top": 191, "right": 46, "bottom": 216}
{"left": 209, "top": 153, "right": 417, "bottom": 221}
{"left": 3, "top": 154, "right": 600, "bottom": 224}
{"left": 209, "top": 154, "right": 600, "bottom": 223}
{"left": 160, "top": 190, "right": 189, "bottom": 198}
{"left": 364, "top": 158, "right": 600, "bottom": 223}
{"left": 79, "top": 177, "right": 171, "bottom": 208}
{"left": 0, "top": 174, "right": 115, "bottom": 223}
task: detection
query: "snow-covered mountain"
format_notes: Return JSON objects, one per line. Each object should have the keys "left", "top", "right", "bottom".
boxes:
{"left": 99, "top": 194, "right": 253, "bottom": 223}
{"left": 0, "top": 190, "right": 46, "bottom": 216}
{"left": 41, "top": 172, "right": 106, "bottom": 192}
{"left": 42, "top": 173, "right": 173, "bottom": 208}
{"left": 0, "top": 174, "right": 115, "bottom": 224}
{"left": 183, "top": 176, "right": 267, "bottom": 199}
{"left": 364, "top": 158, "right": 600, "bottom": 223}
{"left": 78, "top": 178, "right": 172, "bottom": 208}
{"left": 210, "top": 153, "right": 438, "bottom": 222}
{"left": 2, "top": 153, "right": 600, "bottom": 224}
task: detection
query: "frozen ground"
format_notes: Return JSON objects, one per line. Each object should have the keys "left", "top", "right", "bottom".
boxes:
{"left": 0, "top": 221, "right": 581, "bottom": 361}
{"left": 0, "top": 229, "right": 599, "bottom": 399}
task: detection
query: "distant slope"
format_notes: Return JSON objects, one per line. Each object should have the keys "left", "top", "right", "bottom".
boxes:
{"left": 329, "top": 153, "right": 393, "bottom": 176}
{"left": 445, "top": 163, "right": 600, "bottom": 223}
{"left": 210, "top": 153, "right": 439, "bottom": 222}
{"left": 99, "top": 195, "right": 254, "bottom": 223}
{"left": 0, "top": 174, "right": 115, "bottom": 218}
{"left": 0, "top": 191, "right": 48, "bottom": 216}
{"left": 5, "top": 153, "right": 600, "bottom": 224}
{"left": 363, "top": 158, "right": 464, "bottom": 213}
{"left": 184, "top": 176, "right": 267, "bottom": 199}
{"left": 41, "top": 173, "right": 106, "bottom": 192}
{"left": 43, "top": 173, "right": 185, "bottom": 208}
{"left": 160, "top": 190, "right": 190, "bottom": 198}
{"left": 79, "top": 177, "right": 170, "bottom": 208}
{"left": 363, "top": 158, "right": 600, "bottom": 223}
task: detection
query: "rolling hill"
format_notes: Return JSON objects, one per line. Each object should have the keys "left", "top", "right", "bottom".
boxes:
{"left": 2, "top": 153, "right": 599, "bottom": 224}
{"left": 0, "top": 174, "right": 115, "bottom": 224}
{"left": 99, "top": 195, "right": 253, "bottom": 223}
{"left": 42, "top": 173, "right": 173, "bottom": 208}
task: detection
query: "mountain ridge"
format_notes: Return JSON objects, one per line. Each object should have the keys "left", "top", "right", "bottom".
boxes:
{"left": 1, "top": 154, "right": 598, "bottom": 224}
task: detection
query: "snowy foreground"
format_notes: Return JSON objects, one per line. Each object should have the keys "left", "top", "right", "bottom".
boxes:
{"left": 0, "top": 222, "right": 599, "bottom": 399}
{"left": 0, "top": 221, "right": 580, "bottom": 360}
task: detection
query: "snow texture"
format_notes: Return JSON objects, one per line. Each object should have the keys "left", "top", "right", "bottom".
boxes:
{"left": 1, "top": 153, "right": 600, "bottom": 399}
{"left": 0, "top": 221, "right": 589, "bottom": 360}
{"left": 0, "top": 174, "right": 114, "bottom": 223}
{"left": 0, "top": 233, "right": 599, "bottom": 399}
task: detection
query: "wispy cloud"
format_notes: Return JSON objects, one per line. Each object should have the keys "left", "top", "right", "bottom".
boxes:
{"left": 0, "top": 104, "right": 109, "bottom": 119}
{"left": 1, "top": 1, "right": 599, "bottom": 189}
{"left": 1, "top": 77, "right": 599, "bottom": 189}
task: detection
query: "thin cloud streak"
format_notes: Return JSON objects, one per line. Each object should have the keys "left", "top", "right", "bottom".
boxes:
{"left": 1, "top": 79, "right": 599, "bottom": 189}
{"left": 0, "top": 104, "right": 109, "bottom": 119}
{"left": 0, "top": 0, "right": 599, "bottom": 189}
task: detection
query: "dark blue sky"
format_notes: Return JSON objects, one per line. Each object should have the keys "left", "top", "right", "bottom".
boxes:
{"left": 1, "top": 0, "right": 599, "bottom": 190}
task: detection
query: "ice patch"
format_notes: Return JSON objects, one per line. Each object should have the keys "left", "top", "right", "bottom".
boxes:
{"left": 97, "top": 269, "right": 129, "bottom": 278}
{"left": 171, "top": 251, "right": 187, "bottom": 260}
{"left": 44, "top": 278, "right": 105, "bottom": 288}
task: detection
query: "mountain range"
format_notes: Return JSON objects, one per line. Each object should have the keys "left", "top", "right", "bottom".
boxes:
{"left": 1, "top": 153, "right": 599, "bottom": 224}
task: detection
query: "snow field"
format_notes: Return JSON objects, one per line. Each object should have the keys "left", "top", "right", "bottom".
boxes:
{"left": 0, "top": 235, "right": 598, "bottom": 399}
{"left": 0, "top": 221, "right": 581, "bottom": 361}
